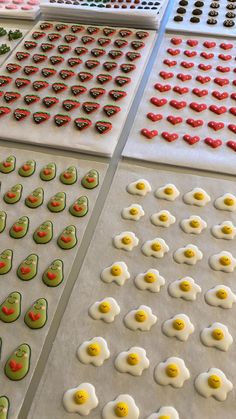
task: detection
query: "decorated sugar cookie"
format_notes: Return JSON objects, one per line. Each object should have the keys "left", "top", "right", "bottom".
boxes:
{"left": 60, "top": 166, "right": 77, "bottom": 185}
{"left": 102, "top": 394, "right": 139, "bottom": 419}
{"left": 211, "top": 221, "right": 236, "bottom": 240}
{"left": 40, "top": 163, "right": 56, "bottom": 181}
{"left": 81, "top": 169, "right": 99, "bottom": 189}
{"left": 4, "top": 184, "right": 22, "bottom": 204}
{"left": 114, "top": 346, "right": 149, "bottom": 376}
{"left": 17, "top": 254, "right": 38, "bottom": 281}
{"left": 9, "top": 216, "right": 29, "bottom": 239}
{"left": 0, "top": 250, "right": 13, "bottom": 275}
{"left": 134, "top": 269, "right": 165, "bottom": 293}
{"left": 201, "top": 322, "right": 233, "bottom": 351}
{"left": 124, "top": 305, "right": 157, "bottom": 331}
{"left": 0, "top": 155, "right": 15, "bottom": 174}
{"left": 168, "top": 277, "right": 201, "bottom": 301}
{"left": 151, "top": 210, "right": 176, "bottom": 227}
{"left": 42, "top": 259, "right": 64, "bottom": 287}
{"left": 121, "top": 204, "right": 145, "bottom": 221}
{"left": 147, "top": 406, "right": 179, "bottom": 419}
{"left": 180, "top": 215, "right": 207, "bottom": 234}
{"left": 154, "top": 357, "right": 190, "bottom": 388}
{"left": 126, "top": 179, "right": 151, "bottom": 196}
{"left": 24, "top": 298, "right": 48, "bottom": 329}
{"left": 162, "top": 314, "right": 194, "bottom": 342}
{"left": 89, "top": 297, "right": 120, "bottom": 323}
{"left": 63, "top": 383, "right": 98, "bottom": 415}
{"left": 77, "top": 337, "right": 110, "bottom": 366}
{"left": 195, "top": 368, "right": 233, "bottom": 401}
{"left": 69, "top": 196, "right": 88, "bottom": 217}
{"left": 0, "top": 396, "right": 10, "bottom": 419}
{"left": 5, "top": 343, "right": 31, "bottom": 381}
{"left": 183, "top": 188, "right": 211, "bottom": 207}
{"left": 113, "top": 231, "right": 139, "bottom": 251}
{"left": 18, "top": 160, "right": 36, "bottom": 177}
{"left": 155, "top": 184, "right": 180, "bottom": 201}
{"left": 47, "top": 192, "right": 66, "bottom": 213}
{"left": 142, "top": 238, "right": 169, "bottom": 258}
{"left": 57, "top": 225, "right": 77, "bottom": 249}
{"left": 174, "top": 244, "right": 203, "bottom": 265}
{"left": 25, "top": 187, "right": 44, "bottom": 208}
{"left": 214, "top": 193, "right": 236, "bottom": 212}
{"left": 0, "top": 292, "right": 21, "bottom": 323}
{"left": 101, "top": 261, "right": 130, "bottom": 286}
{"left": 33, "top": 221, "right": 53, "bottom": 244}
{"left": 205, "top": 285, "right": 236, "bottom": 309}
{"left": 0, "top": 211, "right": 7, "bottom": 233}
{"left": 209, "top": 251, "right": 236, "bottom": 273}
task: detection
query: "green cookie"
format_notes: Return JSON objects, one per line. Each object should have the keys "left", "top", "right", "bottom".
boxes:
{"left": 69, "top": 196, "right": 88, "bottom": 217}
{"left": 24, "top": 298, "right": 48, "bottom": 330}
{"left": 0, "top": 250, "right": 13, "bottom": 275}
{"left": 0, "top": 395, "right": 9, "bottom": 419}
{"left": 60, "top": 166, "right": 77, "bottom": 185}
{"left": 57, "top": 225, "right": 77, "bottom": 250}
{"left": 0, "top": 211, "right": 7, "bottom": 233}
{"left": 0, "top": 292, "right": 21, "bottom": 323}
{"left": 5, "top": 343, "right": 31, "bottom": 381}
{"left": 17, "top": 254, "right": 38, "bottom": 281}
{"left": 40, "top": 163, "right": 56, "bottom": 181}
{"left": 42, "top": 259, "right": 64, "bottom": 287}
{"left": 0, "top": 155, "right": 16, "bottom": 174}
{"left": 33, "top": 220, "right": 53, "bottom": 244}
{"left": 25, "top": 187, "right": 44, "bottom": 209}
{"left": 4, "top": 184, "right": 22, "bottom": 204}
{"left": 81, "top": 169, "right": 99, "bottom": 189}
{"left": 47, "top": 192, "right": 66, "bottom": 213}
{"left": 9, "top": 216, "right": 29, "bottom": 239}
{"left": 18, "top": 160, "right": 36, "bottom": 177}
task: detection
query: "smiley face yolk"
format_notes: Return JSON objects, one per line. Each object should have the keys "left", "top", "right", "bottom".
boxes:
{"left": 129, "top": 208, "right": 138, "bottom": 216}
{"left": 165, "top": 363, "right": 179, "bottom": 378}
{"left": 87, "top": 343, "right": 101, "bottom": 356}
{"left": 224, "top": 197, "right": 234, "bottom": 206}
{"left": 144, "top": 272, "right": 156, "bottom": 283}
{"left": 73, "top": 390, "right": 89, "bottom": 405}
{"left": 173, "top": 319, "right": 185, "bottom": 331}
{"left": 127, "top": 353, "right": 139, "bottom": 366}
{"left": 179, "top": 280, "right": 191, "bottom": 292}
{"left": 114, "top": 402, "right": 129, "bottom": 417}
{"left": 219, "top": 256, "right": 231, "bottom": 266}
{"left": 159, "top": 214, "right": 168, "bottom": 222}
{"left": 135, "top": 309, "right": 147, "bottom": 322}
{"left": 194, "top": 192, "right": 204, "bottom": 200}
{"left": 208, "top": 375, "right": 221, "bottom": 389}
{"left": 164, "top": 187, "right": 173, "bottom": 195}
{"left": 216, "top": 289, "right": 228, "bottom": 299}
{"left": 212, "top": 328, "right": 224, "bottom": 341}
{"left": 99, "top": 301, "right": 111, "bottom": 313}
{"left": 151, "top": 242, "right": 161, "bottom": 252}
{"left": 221, "top": 226, "right": 233, "bottom": 234}
{"left": 190, "top": 219, "right": 200, "bottom": 228}
{"left": 136, "top": 182, "right": 145, "bottom": 190}
{"left": 184, "top": 249, "right": 195, "bottom": 258}
{"left": 111, "top": 265, "right": 122, "bottom": 276}
{"left": 121, "top": 236, "right": 132, "bottom": 245}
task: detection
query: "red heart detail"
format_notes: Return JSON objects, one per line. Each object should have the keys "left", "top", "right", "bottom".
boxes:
{"left": 181, "top": 61, "right": 194, "bottom": 69}
{"left": 227, "top": 140, "right": 236, "bottom": 151}
{"left": 190, "top": 102, "right": 207, "bottom": 112}
{"left": 233, "top": 80, "right": 236, "bottom": 86}
{"left": 141, "top": 128, "right": 158, "bottom": 139}
{"left": 177, "top": 73, "right": 192, "bottom": 82}
{"left": 162, "top": 132, "right": 178, "bottom": 142}
{"left": 201, "top": 52, "right": 214, "bottom": 60}
{"left": 212, "top": 91, "right": 228, "bottom": 100}
{"left": 229, "top": 107, "right": 236, "bottom": 116}
{"left": 13, "top": 225, "right": 23, "bottom": 232}
{"left": 167, "top": 115, "right": 183, "bottom": 125}
{"left": 187, "top": 39, "right": 198, "bottom": 47}
{"left": 228, "top": 124, "right": 236, "bottom": 134}
{"left": 184, "top": 50, "right": 197, "bottom": 57}
{"left": 37, "top": 231, "right": 47, "bottom": 237}
{"left": 3, "top": 162, "right": 11, "bottom": 167}
{"left": 203, "top": 41, "right": 216, "bottom": 48}
{"left": 196, "top": 76, "right": 211, "bottom": 84}
{"left": 218, "top": 54, "right": 232, "bottom": 61}
{"left": 192, "top": 88, "right": 208, "bottom": 97}
{"left": 43, "top": 169, "right": 51, "bottom": 175}
{"left": 216, "top": 66, "right": 230, "bottom": 73}
{"left": 198, "top": 64, "right": 212, "bottom": 71}
{"left": 231, "top": 93, "right": 236, "bottom": 101}
{"left": 173, "top": 86, "right": 189, "bottom": 95}
{"left": 163, "top": 59, "right": 177, "bottom": 67}
{"left": 214, "top": 78, "right": 229, "bottom": 86}
{"left": 169, "top": 100, "right": 186, "bottom": 110}
{"left": 7, "top": 192, "right": 16, "bottom": 198}
{"left": 171, "top": 38, "right": 182, "bottom": 45}
{"left": 220, "top": 43, "right": 233, "bottom": 50}
{"left": 208, "top": 121, "right": 224, "bottom": 131}
{"left": 28, "top": 196, "right": 38, "bottom": 203}
{"left": 63, "top": 172, "right": 72, "bottom": 179}
{"left": 167, "top": 48, "right": 180, "bottom": 56}
{"left": 154, "top": 83, "right": 171, "bottom": 92}
{"left": 47, "top": 271, "right": 57, "bottom": 280}
{"left": 204, "top": 137, "right": 222, "bottom": 148}
{"left": 10, "top": 360, "right": 23, "bottom": 372}
{"left": 87, "top": 177, "right": 95, "bottom": 183}
{"left": 61, "top": 236, "right": 72, "bottom": 243}
{"left": 73, "top": 204, "right": 83, "bottom": 212}
{"left": 51, "top": 201, "right": 60, "bottom": 207}
{"left": 20, "top": 266, "right": 31, "bottom": 274}
{"left": 183, "top": 134, "right": 200, "bottom": 145}
{"left": 209, "top": 105, "right": 227, "bottom": 115}
{"left": 0, "top": 261, "right": 6, "bottom": 268}
{"left": 147, "top": 113, "right": 162, "bottom": 122}
{"left": 2, "top": 306, "right": 14, "bottom": 315}
{"left": 150, "top": 97, "right": 167, "bottom": 107}
{"left": 186, "top": 118, "right": 204, "bottom": 128}
{"left": 29, "top": 311, "right": 41, "bottom": 321}
{"left": 22, "top": 164, "right": 30, "bottom": 171}
{"left": 159, "top": 71, "right": 174, "bottom": 80}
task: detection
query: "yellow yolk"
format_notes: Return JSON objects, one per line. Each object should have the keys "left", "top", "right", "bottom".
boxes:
{"left": 224, "top": 197, "right": 234, "bottom": 207}
{"left": 87, "top": 343, "right": 100, "bottom": 356}
{"left": 159, "top": 416, "right": 171, "bottom": 419}
{"left": 151, "top": 242, "right": 161, "bottom": 252}
{"left": 212, "top": 328, "right": 224, "bottom": 341}
{"left": 221, "top": 226, "right": 233, "bottom": 235}
{"left": 136, "top": 182, "right": 145, "bottom": 190}
{"left": 173, "top": 319, "right": 185, "bottom": 331}
{"left": 193, "top": 192, "right": 204, "bottom": 200}
{"left": 159, "top": 213, "right": 168, "bottom": 222}
{"left": 190, "top": 219, "right": 200, "bottom": 228}
{"left": 111, "top": 265, "right": 122, "bottom": 276}
{"left": 129, "top": 208, "right": 138, "bottom": 216}
{"left": 144, "top": 272, "right": 156, "bottom": 283}
{"left": 121, "top": 236, "right": 132, "bottom": 245}
{"left": 135, "top": 310, "right": 147, "bottom": 322}
{"left": 114, "top": 402, "right": 129, "bottom": 417}
{"left": 179, "top": 280, "right": 191, "bottom": 292}
{"left": 184, "top": 249, "right": 195, "bottom": 258}
{"left": 219, "top": 256, "right": 231, "bottom": 266}
{"left": 165, "top": 363, "right": 179, "bottom": 378}
{"left": 164, "top": 187, "right": 173, "bottom": 195}
{"left": 216, "top": 289, "right": 228, "bottom": 300}
{"left": 127, "top": 353, "right": 139, "bottom": 366}
{"left": 99, "top": 301, "right": 111, "bottom": 313}
{"left": 74, "top": 390, "right": 89, "bottom": 405}
{"left": 208, "top": 375, "right": 221, "bottom": 389}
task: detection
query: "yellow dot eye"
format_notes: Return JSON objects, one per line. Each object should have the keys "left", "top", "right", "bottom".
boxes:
{"left": 216, "top": 289, "right": 228, "bottom": 300}
{"left": 129, "top": 208, "right": 138, "bottom": 215}
{"left": 111, "top": 265, "right": 122, "bottom": 276}
{"left": 136, "top": 182, "right": 145, "bottom": 190}
{"left": 121, "top": 236, "right": 132, "bottom": 245}
{"left": 179, "top": 280, "right": 191, "bottom": 292}
{"left": 221, "top": 226, "right": 233, "bottom": 234}
{"left": 127, "top": 353, "right": 139, "bottom": 366}
{"left": 224, "top": 197, "right": 234, "bottom": 206}
{"left": 190, "top": 219, "right": 200, "bottom": 228}
{"left": 87, "top": 343, "right": 100, "bottom": 356}
{"left": 165, "top": 363, "right": 179, "bottom": 378}
{"left": 212, "top": 328, "right": 224, "bottom": 341}
{"left": 99, "top": 301, "right": 111, "bottom": 313}
{"left": 114, "top": 402, "right": 129, "bottom": 417}
{"left": 184, "top": 249, "right": 195, "bottom": 258}
{"left": 144, "top": 272, "right": 156, "bottom": 283}
{"left": 164, "top": 187, "right": 173, "bottom": 195}
{"left": 135, "top": 309, "right": 147, "bottom": 322}
{"left": 151, "top": 242, "right": 161, "bottom": 252}
{"left": 208, "top": 375, "right": 221, "bottom": 389}
{"left": 74, "top": 390, "right": 89, "bottom": 405}
{"left": 194, "top": 192, "right": 204, "bottom": 200}
{"left": 219, "top": 256, "right": 231, "bottom": 266}
{"left": 159, "top": 213, "right": 168, "bottom": 222}
{"left": 173, "top": 319, "right": 185, "bottom": 331}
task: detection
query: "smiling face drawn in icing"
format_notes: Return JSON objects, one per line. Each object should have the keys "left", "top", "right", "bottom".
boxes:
{"left": 5, "top": 343, "right": 31, "bottom": 381}
{"left": 102, "top": 394, "right": 139, "bottom": 419}
{"left": 25, "top": 187, "right": 44, "bottom": 208}
{"left": 24, "top": 298, "right": 48, "bottom": 329}
{"left": 0, "top": 155, "right": 16, "bottom": 174}
{"left": 70, "top": 196, "right": 89, "bottom": 217}
{"left": 18, "top": 160, "right": 36, "bottom": 177}
{"left": 40, "top": 163, "right": 56, "bottom": 181}
{"left": 17, "top": 254, "right": 38, "bottom": 281}
{"left": 33, "top": 220, "right": 53, "bottom": 244}
{"left": 42, "top": 259, "right": 64, "bottom": 287}
{"left": 0, "top": 291, "right": 21, "bottom": 323}
{"left": 0, "top": 395, "right": 9, "bottom": 419}
{"left": 9, "top": 216, "right": 29, "bottom": 239}
{"left": 57, "top": 225, "right": 77, "bottom": 250}
{"left": 63, "top": 383, "right": 98, "bottom": 415}
{"left": 60, "top": 166, "right": 77, "bottom": 185}
{"left": 81, "top": 169, "right": 99, "bottom": 189}
{"left": 0, "top": 249, "right": 13, "bottom": 275}
{"left": 47, "top": 192, "right": 66, "bottom": 213}
{"left": 0, "top": 211, "right": 7, "bottom": 233}
{"left": 4, "top": 184, "right": 22, "bottom": 204}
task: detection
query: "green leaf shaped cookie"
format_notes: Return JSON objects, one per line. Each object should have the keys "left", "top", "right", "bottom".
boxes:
{"left": 5, "top": 343, "right": 31, "bottom": 381}
{"left": 17, "top": 254, "right": 38, "bottom": 281}
{"left": 0, "top": 155, "right": 15, "bottom": 174}
{"left": 9, "top": 216, "right": 29, "bottom": 239}
{"left": 33, "top": 220, "right": 53, "bottom": 244}
{"left": 57, "top": 225, "right": 77, "bottom": 250}
{"left": 0, "top": 292, "right": 21, "bottom": 323}
{"left": 25, "top": 187, "right": 44, "bottom": 209}
{"left": 42, "top": 259, "right": 64, "bottom": 287}
{"left": 69, "top": 196, "right": 88, "bottom": 217}
{"left": 47, "top": 192, "right": 66, "bottom": 213}
{"left": 0, "top": 211, "right": 7, "bottom": 233}
{"left": 0, "top": 395, "right": 10, "bottom": 419}
{"left": 81, "top": 169, "right": 99, "bottom": 189}
{"left": 0, "top": 250, "right": 13, "bottom": 275}
{"left": 24, "top": 298, "right": 48, "bottom": 329}
{"left": 18, "top": 160, "right": 36, "bottom": 177}
{"left": 4, "top": 184, "right": 22, "bottom": 204}
{"left": 60, "top": 166, "right": 77, "bottom": 185}
{"left": 40, "top": 163, "right": 56, "bottom": 181}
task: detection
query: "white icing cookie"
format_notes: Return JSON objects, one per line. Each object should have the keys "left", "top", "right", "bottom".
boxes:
{"left": 211, "top": 221, "right": 236, "bottom": 240}
{"left": 195, "top": 368, "right": 233, "bottom": 401}
{"left": 155, "top": 184, "right": 180, "bottom": 201}
{"left": 77, "top": 337, "right": 110, "bottom": 367}
{"left": 151, "top": 210, "right": 176, "bottom": 228}
{"left": 89, "top": 297, "right": 120, "bottom": 323}
{"left": 142, "top": 238, "right": 169, "bottom": 258}
{"left": 162, "top": 313, "right": 194, "bottom": 342}
{"left": 101, "top": 261, "right": 130, "bottom": 286}
{"left": 209, "top": 251, "right": 236, "bottom": 273}
{"left": 102, "top": 394, "right": 139, "bottom": 419}
{"left": 114, "top": 346, "right": 149, "bottom": 376}
{"left": 168, "top": 277, "right": 201, "bottom": 301}
{"left": 200, "top": 322, "right": 233, "bottom": 352}
{"left": 121, "top": 204, "right": 145, "bottom": 221}
{"left": 214, "top": 193, "right": 236, "bottom": 212}
{"left": 174, "top": 244, "right": 203, "bottom": 265}
{"left": 205, "top": 285, "right": 236, "bottom": 309}
{"left": 63, "top": 383, "right": 98, "bottom": 415}
{"left": 124, "top": 305, "right": 157, "bottom": 331}
{"left": 147, "top": 406, "right": 179, "bottom": 419}
{"left": 127, "top": 179, "right": 151, "bottom": 196}
{"left": 113, "top": 231, "right": 139, "bottom": 251}
{"left": 134, "top": 269, "right": 165, "bottom": 293}
{"left": 183, "top": 188, "right": 211, "bottom": 207}
{"left": 154, "top": 356, "right": 190, "bottom": 388}
{"left": 180, "top": 215, "right": 207, "bottom": 234}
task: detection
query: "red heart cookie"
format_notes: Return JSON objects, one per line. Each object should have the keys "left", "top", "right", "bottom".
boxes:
{"left": 192, "top": 88, "right": 208, "bottom": 97}
{"left": 201, "top": 52, "right": 214, "bottom": 59}
{"left": 150, "top": 97, "right": 167, "bottom": 107}
{"left": 147, "top": 113, "right": 162, "bottom": 122}
{"left": 218, "top": 54, "right": 232, "bottom": 61}
{"left": 198, "top": 64, "right": 212, "bottom": 71}
{"left": 203, "top": 41, "right": 216, "bottom": 48}
{"left": 228, "top": 124, "right": 236, "bottom": 134}
{"left": 187, "top": 39, "right": 198, "bottom": 47}
{"left": 141, "top": 128, "right": 158, "bottom": 139}
{"left": 231, "top": 93, "right": 236, "bottom": 101}
{"left": 154, "top": 83, "right": 171, "bottom": 92}
{"left": 204, "top": 137, "right": 222, "bottom": 148}
{"left": 216, "top": 66, "right": 230, "bottom": 73}
{"left": 214, "top": 78, "right": 229, "bottom": 86}
{"left": 162, "top": 132, "right": 178, "bottom": 142}
{"left": 184, "top": 50, "right": 197, "bottom": 57}
{"left": 227, "top": 140, "right": 236, "bottom": 151}
{"left": 177, "top": 73, "right": 192, "bottom": 82}
{"left": 220, "top": 43, "right": 233, "bottom": 50}
{"left": 190, "top": 102, "right": 207, "bottom": 112}
{"left": 208, "top": 121, "right": 225, "bottom": 131}
{"left": 196, "top": 76, "right": 211, "bottom": 84}
{"left": 159, "top": 71, "right": 174, "bottom": 80}
{"left": 209, "top": 105, "right": 227, "bottom": 115}
{"left": 183, "top": 134, "right": 200, "bottom": 145}
{"left": 186, "top": 118, "right": 204, "bottom": 128}
{"left": 163, "top": 59, "right": 177, "bottom": 67}
{"left": 169, "top": 100, "right": 186, "bottom": 110}
{"left": 212, "top": 91, "right": 228, "bottom": 100}
{"left": 171, "top": 38, "right": 182, "bottom": 45}
{"left": 173, "top": 86, "right": 189, "bottom": 94}
{"left": 167, "top": 48, "right": 180, "bottom": 56}
{"left": 181, "top": 61, "right": 194, "bottom": 69}
{"left": 167, "top": 115, "right": 183, "bottom": 125}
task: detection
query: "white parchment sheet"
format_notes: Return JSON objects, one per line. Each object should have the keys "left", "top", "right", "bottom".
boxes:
{"left": 0, "top": 145, "right": 107, "bottom": 419}
{"left": 30, "top": 161, "right": 236, "bottom": 419}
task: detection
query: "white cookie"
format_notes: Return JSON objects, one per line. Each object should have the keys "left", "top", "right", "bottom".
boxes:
{"left": 174, "top": 244, "right": 203, "bottom": 265}
{"left": 201, "top": 322, "right": 233, "bottom": 352}
{"left": 114, "top": 346, "right": 149, "bottom": 376}
{"left": 209, "top": 251, "right": 236, "bottom": 273}
{"left": 89, "top": 297, "right": 120, "bottom": 323}
{"left": 183, "top": 188, "right": 211, "bottom": 207}
{"left": 155, "top": 184, "right": 180, "bottom": 201}
{"left": 142, "top": 238, "right": 169, "bottom": 258}
{"left": 77, "top": 337, "right": 110, "bottom": 367}
{"left": 214, "top": 193, "right": 236, "bottom": 212}
{"left": 102, "top": 394, "right": 139, "bottom": 419}
{"left": 121, "top": 204, "right": 145, "bottom": 221}
{"left": 195, "top": 368, "right": 233, "bottom": 401}
{"left": 127, "top": 179, "right": 151, "bottom": 196}
{"left": 124, "top": 305, "right": 157, "bottom": 331}
{"left": 154, "top": 357, "right": 190, "bottom": 388}
{"left": 205, "top": 285, "right": 236, "bottom": 309}
{"left": 147, "top": 406, "right": 179, "bottom": 419}
{"left": 150, "top": 210, "right": 176, "bottom": 228}
{"left": 180, "top": 215, "right": 207, "bottom": 234}
{"left": 134, "top": 269, "right": 165, "bottom": 293}
{"left": 162, "top": 313, "right": 194, "bottom": 342}
{"left": 113, "top": 231, "right": 139, "bottom": 251}
{"left": 101, "top": 261, "right": 130, "bottom": 286}
{"left": 211, "top": 221, "right": 236, "bottom": 240}
{"left": 63, "top": 383, "right": 98, "bottom": 415}
{"left": 168, "top": 277, "right": 201, "bottom": 301}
